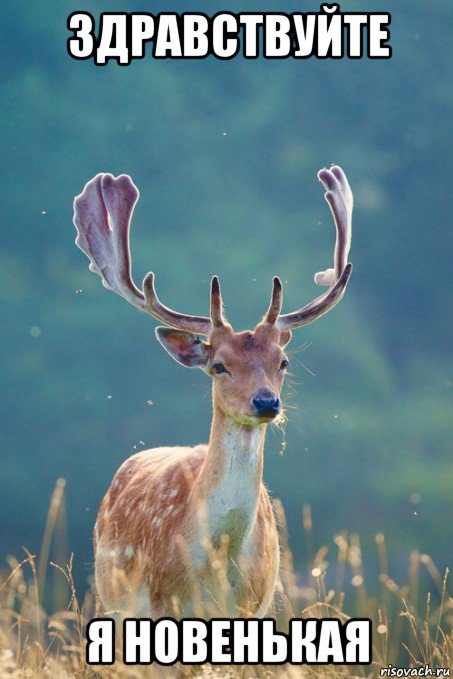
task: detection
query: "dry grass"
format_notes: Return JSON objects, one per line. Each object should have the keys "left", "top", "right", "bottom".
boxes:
{"left": 0, "top": 482, "right": 451, "bottom": 678}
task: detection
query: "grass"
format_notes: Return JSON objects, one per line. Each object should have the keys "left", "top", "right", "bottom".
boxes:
{"left": 0, "top": 481, "right": 451, "bottom": 678}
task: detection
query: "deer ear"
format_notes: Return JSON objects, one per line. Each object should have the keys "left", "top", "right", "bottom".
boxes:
{"left": 155, "top": 327, "right": 210, "bottom": 369}
{"left": 279, "top": 330, "right": 292, "bottom": 348}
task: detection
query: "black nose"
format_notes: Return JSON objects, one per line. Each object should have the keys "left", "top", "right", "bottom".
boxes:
{"left": 251, "top": 389, "right": 281, "bottom": 417}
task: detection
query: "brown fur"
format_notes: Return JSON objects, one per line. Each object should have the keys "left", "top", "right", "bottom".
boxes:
{"left": 94, "top": 323, "right": 288, "bottom": 618}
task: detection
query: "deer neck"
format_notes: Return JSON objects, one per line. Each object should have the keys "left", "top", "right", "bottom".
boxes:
{"left": 194, "top": 408, "right": 266, "bottom": 551}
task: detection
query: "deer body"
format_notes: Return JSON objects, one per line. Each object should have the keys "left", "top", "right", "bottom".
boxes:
{"left": 74, "top": 165, "right": 354, "bottom": 618}
{"left": 94, "top": 428, "right": 278, "bottom": 617}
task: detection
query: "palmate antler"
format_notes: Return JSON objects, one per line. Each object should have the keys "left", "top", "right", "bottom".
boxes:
{"left": 264, "top": 165, "right": 353, "bottom": 330}
{"left": 73, "top": 173, "right": 213, "bottom": 334}
{"left": 74, "top": 166, "right": 353, "bottom": 335}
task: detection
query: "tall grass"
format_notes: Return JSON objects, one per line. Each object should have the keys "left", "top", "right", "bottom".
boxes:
{"left": 0, "top": 482, "right": 451, "bottom": 678}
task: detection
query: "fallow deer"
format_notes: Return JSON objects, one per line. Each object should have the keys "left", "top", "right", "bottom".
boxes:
{"left": 73, "top": 165, "right": 353, "bottom": 618}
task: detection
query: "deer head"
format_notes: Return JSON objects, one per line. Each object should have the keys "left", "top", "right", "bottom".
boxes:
{"left": 73, "top": 166, "right": 353, "bottom": 426}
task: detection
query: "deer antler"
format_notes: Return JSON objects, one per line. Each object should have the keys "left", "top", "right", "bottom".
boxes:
{"left": 74, "top": 173, "right": 145, "bottom": 310}
{"left": 75, "top": 167, "right": 352, "bottom": 336}
{"left": 73, "top": 173, "right": 213, "bottom": 335}
{"left": 272, "top": 165, "right": 353, "bottom": 330}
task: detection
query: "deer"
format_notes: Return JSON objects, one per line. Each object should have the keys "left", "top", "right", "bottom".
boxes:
{"left": 73, "top": 165, "right": 353, "bottom": 619}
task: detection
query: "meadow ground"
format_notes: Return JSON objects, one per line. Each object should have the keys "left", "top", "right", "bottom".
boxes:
{"left": 0, "top": 482, "right": 451, "bottom": 678}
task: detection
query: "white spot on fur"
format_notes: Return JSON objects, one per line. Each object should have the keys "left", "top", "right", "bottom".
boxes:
{"left": 169, "top": 488, "right": 178, "bottom": 499}
{"left": 125, "top": 545, "right": 134, "bottom": 558}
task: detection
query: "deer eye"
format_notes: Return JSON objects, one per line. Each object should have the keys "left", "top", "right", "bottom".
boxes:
{"left": 280, "top": 359, "right": 290, "bottom": 371}
{"left": 213, "top": 362, "right": 228, "bottom": 375}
